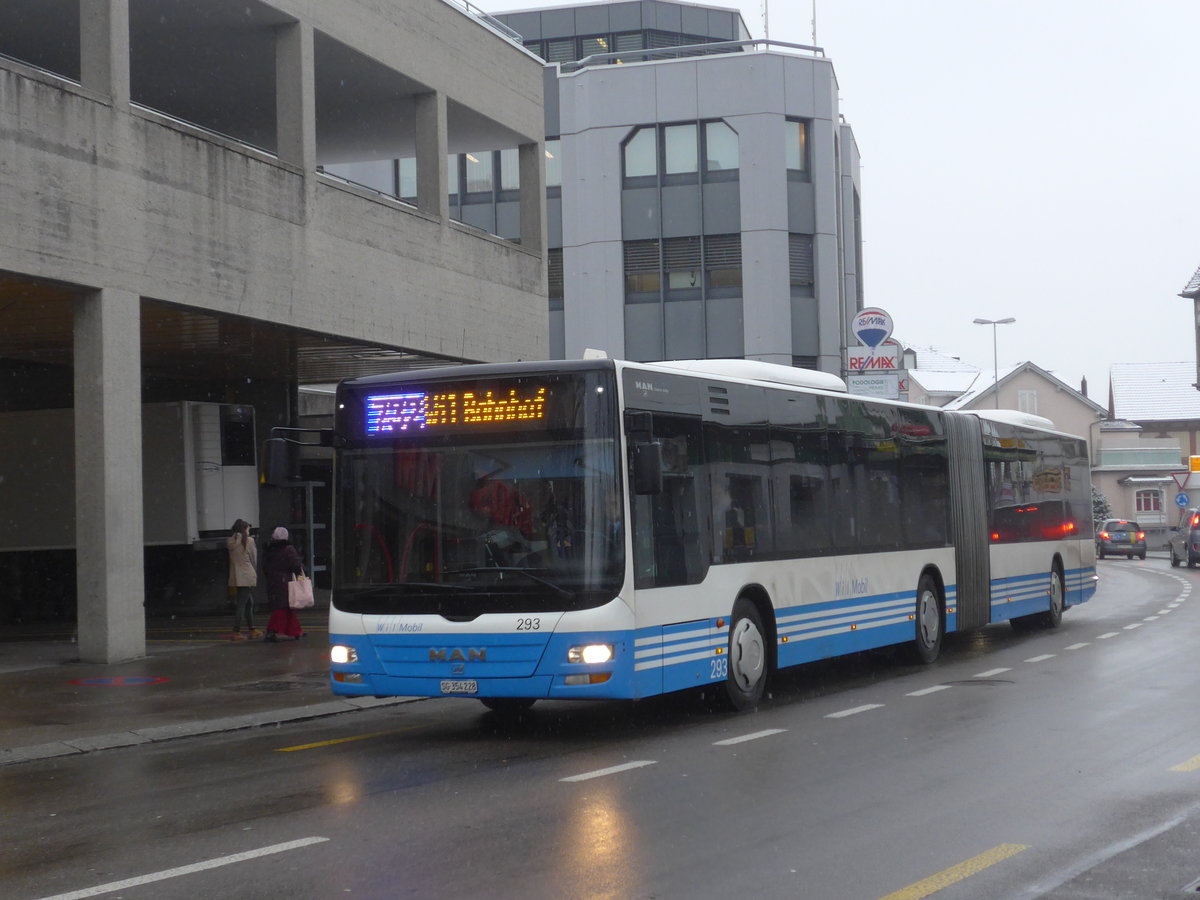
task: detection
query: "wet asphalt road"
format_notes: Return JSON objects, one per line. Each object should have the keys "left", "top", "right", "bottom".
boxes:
{"left": 4, "top": 559, "right": 1200, "bottom": 900}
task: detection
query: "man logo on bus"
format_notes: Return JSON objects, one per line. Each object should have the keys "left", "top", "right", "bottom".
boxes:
{"left": 430, "top": 648, "right": 487, "bottom": 662}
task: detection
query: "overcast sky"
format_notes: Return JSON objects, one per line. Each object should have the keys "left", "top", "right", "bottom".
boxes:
{"left": 479, "top": 0, "right": 1200, "bottom": 401}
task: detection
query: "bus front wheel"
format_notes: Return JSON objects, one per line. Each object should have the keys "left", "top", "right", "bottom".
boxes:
{"left": 911, "top": 574, "right": 943, "bottom": 664}
{"left": 725, "top": 598, "right": 768, "bottom": 711}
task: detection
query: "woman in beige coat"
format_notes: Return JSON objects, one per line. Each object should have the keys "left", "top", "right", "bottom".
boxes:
{"left": 227, "top": 519, "right": 262, "bottom": 640}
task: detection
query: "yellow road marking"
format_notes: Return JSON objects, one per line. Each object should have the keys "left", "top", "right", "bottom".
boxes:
{"left": 878, "top": 843, "right": 1030, "bottom": 900}
{"left": 276, "top": 726, "right": 423, "bottom": 752}
{"left": 1171, "top": 754, "right": 1200, "bottom": 772}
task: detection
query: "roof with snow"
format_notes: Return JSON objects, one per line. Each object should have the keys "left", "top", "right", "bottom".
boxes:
{"left": 900, "top": 343, "right": 979, "bottom": 373}
{"left": 1109, "top": 361, "right": 1200, "bottom": 422}
{"left": 1181, "top": 264, "right": 1200, "bottom": 299}
{"left": 907, "top": 368, "right": 980, "bottom": 396}
{"left": 942, "top": 361, "right": 1105, "bottom": 414}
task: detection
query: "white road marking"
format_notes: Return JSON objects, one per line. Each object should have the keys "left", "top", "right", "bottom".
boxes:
{"left": 1159, "top": 609, "right": 1173, "bottom": 615}
{"left": 33, "top": 838, "right": 329, "bottom": 900}
{"left": 906, "top": 685, "right": 952, "bottom": 697}
{"left": 1124, "top": 623, "right": 1143, "bottom": 630}
{"left": 1024, "top": 654, "right": 1055, "bottom": 663}
{"left": 1095, "top": 633, "right": 1118, "bottom": 640}
{"left": 1065, "top": 642, "right": 1091, "bottom": 649}
{"left": 825, "top": 704, "right": 884, "bottom": 719}
{"left": 974, "top": 667, "right": 1012, "bottom": 678}
{"left": 560, "top": 760, "right": 657, "bottom": 782}
{"left": 713, "top": 728, "right": 786, "bottom": 746}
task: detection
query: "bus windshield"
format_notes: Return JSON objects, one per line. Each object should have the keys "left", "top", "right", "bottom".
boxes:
{"left": 334, "top": 369, "right": 623, "bottom": 617}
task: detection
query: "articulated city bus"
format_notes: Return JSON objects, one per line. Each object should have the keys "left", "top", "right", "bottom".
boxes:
{"left": 325, "top": 357, "right": 1096, "bottom": 712}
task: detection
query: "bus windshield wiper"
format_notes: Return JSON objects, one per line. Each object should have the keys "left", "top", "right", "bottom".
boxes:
{"left": 349, "top": 583, "right": 472, "bottom": 596}
{"left": 444, "top": 567, "right": 574, "bottom": 599}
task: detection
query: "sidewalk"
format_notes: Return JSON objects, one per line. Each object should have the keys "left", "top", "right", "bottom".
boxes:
{"left": 0, "top": 614, "right": 419, "bottom": 767}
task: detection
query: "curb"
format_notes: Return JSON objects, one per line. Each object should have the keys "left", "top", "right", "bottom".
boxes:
{"left": 0, "top": 695, "right": 424, "bottom": 767}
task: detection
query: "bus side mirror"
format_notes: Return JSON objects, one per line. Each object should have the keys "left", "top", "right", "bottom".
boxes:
{"left": 633, "top": 442, "right": 663, "bottom": 495}
{"left": 263, "top": 437, "right": 293, "bottom": 486}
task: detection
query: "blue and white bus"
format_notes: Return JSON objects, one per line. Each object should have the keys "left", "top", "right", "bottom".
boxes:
{"left": 326, "top": 357, "right": 1096, "bottom": 711}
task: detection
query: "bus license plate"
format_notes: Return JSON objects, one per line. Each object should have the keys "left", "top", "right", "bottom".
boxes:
{"left": 440, "top": 679, "right": 478, "bottom": 695}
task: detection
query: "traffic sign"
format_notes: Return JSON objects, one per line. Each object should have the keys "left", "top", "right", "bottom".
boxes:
{"left": 1176, "top": 492, "right": 1190, "bottom": 509}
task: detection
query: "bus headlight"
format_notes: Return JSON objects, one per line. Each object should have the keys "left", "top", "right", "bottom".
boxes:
{"left": 568, "top": 643, "right": 613, "bottom": 665}
{"left": 331, "top": 645, "right": 358, "bottom": 665}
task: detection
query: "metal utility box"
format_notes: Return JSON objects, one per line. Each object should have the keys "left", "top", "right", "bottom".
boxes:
{"left": 0, "top": 402, "right": 258, "bottom": 550}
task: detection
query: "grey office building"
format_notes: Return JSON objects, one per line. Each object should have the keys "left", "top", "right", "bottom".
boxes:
{"left": 496, "top": 0, "right": 864, "bottom": 374}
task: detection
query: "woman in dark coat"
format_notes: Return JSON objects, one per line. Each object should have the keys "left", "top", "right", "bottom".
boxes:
{"left": 263, "top": 526, "right": 304, "bottom": 641}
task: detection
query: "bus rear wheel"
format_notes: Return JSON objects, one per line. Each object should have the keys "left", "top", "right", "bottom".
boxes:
{"left": 911, "top": 573, "right": 943, "bottom": 664}
{"left": 1037, "top": 565, "right": 1065, "bottom": 629}
{"left": 725, "top": 597, "right": 768, "bottom": 711}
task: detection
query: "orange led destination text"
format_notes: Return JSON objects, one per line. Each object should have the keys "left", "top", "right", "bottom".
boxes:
{"left": 425, "top": 386, "right": 548, "bottom": 426}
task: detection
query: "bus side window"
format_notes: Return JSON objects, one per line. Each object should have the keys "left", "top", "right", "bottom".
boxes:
{"left": 630, "top": 415, "right": 708, "bottom": 588}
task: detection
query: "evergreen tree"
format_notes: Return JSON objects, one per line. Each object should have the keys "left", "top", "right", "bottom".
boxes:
{"left": 1092, "top": 486, "right": 1111, "bottom": 529}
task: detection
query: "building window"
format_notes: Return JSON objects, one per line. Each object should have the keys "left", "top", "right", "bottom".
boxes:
{"left": 704, "top": 234, "right": 742, "bottom": 293}
{"left": 544, "top": 139, "right": 562, "bottom": 189}
{"left": 398, "top": 158, "right": 416, "bottom": 202}
{"left": 548, "top": 248, "right": 564, "bottom": 310}
{"left": 785, "top": 119, "right": 810, "bottom": 180}
{"left": 1018, "top": 390, "right": 1038, "bottom": 415}
{"left": 623, "top": 127, "right": 658, "bottom": 183}
{"left": 499, "top": 148, "right": 520, "bottom": 194}
{"left": 789, "top": 234, "right": 814, "bottom": 296}
{"left": 664, "top": 236, "right": 702, "bottom": 296}
{"left": 663, "top": 123, "right": 698, "bottom": 181}
{"left": 545, "top": 38, "right": 576, "bottom": 63}
{"left": 1136, "top": 490, "right": 1162, "bottom": 513}
{"left": 464, "top": 151, "right": 492, "bottom": 195}
{"left": 581, "top": 35, "right": 609, "bottom": 58}
{"left": 703, "top": 121, "right": 739, "bottom": 180}
{"left": 624, "top": 240, "right": 662, "bottom": 298}
{"left": 613, "top": 31, "right": 645, "bottom": 62}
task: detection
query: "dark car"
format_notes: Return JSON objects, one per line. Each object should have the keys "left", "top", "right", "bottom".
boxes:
{"left": 1169, "top": 508, "right": 1200, "bottom": 567}
{"left": 1096, "top": 519, "right": 1146, "bottom": 560}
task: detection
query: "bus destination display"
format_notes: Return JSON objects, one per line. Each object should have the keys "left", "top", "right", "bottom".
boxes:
{"left": 365, "top": 385, "right": 548, "bottom": 434}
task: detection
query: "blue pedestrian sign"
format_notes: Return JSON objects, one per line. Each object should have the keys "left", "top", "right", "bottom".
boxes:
{"left": 1176, "top": 492, "right": 1190, "bottom": 509}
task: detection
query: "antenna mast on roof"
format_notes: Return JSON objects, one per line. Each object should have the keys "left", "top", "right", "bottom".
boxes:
{"left": 762, "top": 0, "right": 769, "bottom": 40}
{"left": 812, "top": 0, "right": 818, "bottom": 45}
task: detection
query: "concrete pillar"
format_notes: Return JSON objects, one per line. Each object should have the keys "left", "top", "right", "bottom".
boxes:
{"left": 415, "top": 91, "right": 448, "bottom": 220}
{"left": 519, "top": 140, "right": 545, "bottom": 254}
{"left": 75, "top": 288, "right": 145, "bottom": 663}
{"left": 80, "top": 0, "right": 130, "bottom": 104}
{"left": 275, "top": 21, "right": 316, "bottom": 207}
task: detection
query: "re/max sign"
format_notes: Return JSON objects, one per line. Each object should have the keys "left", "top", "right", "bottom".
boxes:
{"left": 847, "top": 355, "right": 898, "bottom": 371}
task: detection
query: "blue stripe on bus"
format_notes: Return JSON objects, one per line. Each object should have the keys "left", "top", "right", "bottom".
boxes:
{"left": 330, "top": 566, "right": 1096, "bottom": 701}
{"left": 989, "top": 566, "right": 1097, "bottom": 621}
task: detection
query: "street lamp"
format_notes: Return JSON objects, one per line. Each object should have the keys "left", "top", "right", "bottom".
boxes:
{"left": 973, "top": 317, "right": 1016, "bottom": 408}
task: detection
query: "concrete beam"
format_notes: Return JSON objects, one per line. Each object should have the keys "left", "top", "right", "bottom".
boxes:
{"left": 275, "top": 22, "right": 316, "bottom": 180}
{"left": 75, "top": 288, "right": 146, "bottom": 663}
{"left": 80, "top": 0, "right": 130, "bottom": 105}
{"left": 415, "top": 91, "right": 448, "bottom": 220}
{"left": 519, "top": 140, "right": 545, "bottom": 257}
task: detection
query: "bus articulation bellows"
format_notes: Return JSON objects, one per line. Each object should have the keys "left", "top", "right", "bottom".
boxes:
{"left": 325, "top": 357, "right": 1096, "bottom": 712}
